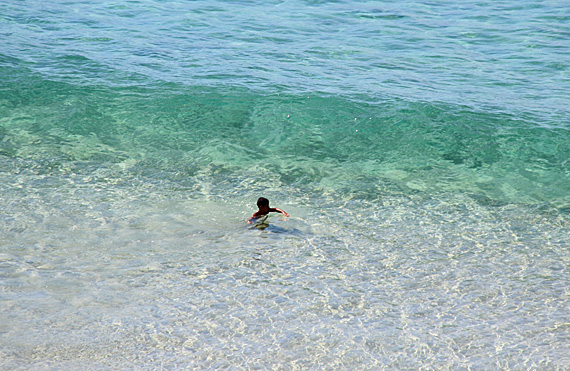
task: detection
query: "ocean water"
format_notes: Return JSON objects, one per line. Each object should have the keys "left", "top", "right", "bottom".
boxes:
{"left": 1, "top": 0, "right": 570, "bottom": 369}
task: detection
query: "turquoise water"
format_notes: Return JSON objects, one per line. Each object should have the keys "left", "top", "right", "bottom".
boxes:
{"left": 1, "top": 0, "right": 570, "bottom": 369}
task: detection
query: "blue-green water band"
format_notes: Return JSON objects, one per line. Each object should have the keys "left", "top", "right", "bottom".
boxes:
{"left": 2, "top": 67, "right": 568, "bottom": 211}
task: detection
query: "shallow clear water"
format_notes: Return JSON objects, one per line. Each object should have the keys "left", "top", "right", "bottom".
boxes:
{"left": 1, "top": 0, "right": 570, "bottom": 369}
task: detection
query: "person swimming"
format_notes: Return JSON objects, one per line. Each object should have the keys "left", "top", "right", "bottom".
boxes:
{"left": 248, "top": 197, "right": 289, "bottom": 223}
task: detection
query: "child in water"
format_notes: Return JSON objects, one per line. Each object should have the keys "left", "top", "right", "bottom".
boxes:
{"left": 248, "top": 197, "right": 289, "bottom": 223}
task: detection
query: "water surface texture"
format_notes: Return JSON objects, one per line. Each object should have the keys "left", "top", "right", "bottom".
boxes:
{"left": 1, "top": 0, "right": 570, "bottom": 369}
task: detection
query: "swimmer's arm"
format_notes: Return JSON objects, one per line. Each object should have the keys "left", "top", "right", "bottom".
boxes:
{"left": 248, "top": 211, "right": 264, "bottom": 223}
{"left": 271, "top": 208, "right": 290, "bottom": 217}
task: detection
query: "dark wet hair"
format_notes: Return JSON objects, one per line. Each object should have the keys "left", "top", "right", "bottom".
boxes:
{"left": 257, "top": 197, "right": 269, "bottom": 207}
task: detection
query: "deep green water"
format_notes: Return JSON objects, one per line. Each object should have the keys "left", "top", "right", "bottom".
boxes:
{"left": 2, "top": 68, "right": 569, "bottom": 209}
{"left": 1, "top": 0, "right": 570, "bottom": 369}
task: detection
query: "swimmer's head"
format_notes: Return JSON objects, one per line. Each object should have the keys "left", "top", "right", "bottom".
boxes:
{"left": 257, "top": 197, "right": 270, "bottom": 208}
